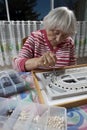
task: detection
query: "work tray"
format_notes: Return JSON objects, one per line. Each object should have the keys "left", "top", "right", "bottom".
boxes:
{"left": 3, "top": 102, "right": 67, "bottom": 130}
{"left": 0, "top": 69, "right": 26, "bottom": 97}
{"left": 32, "top": 64, "right": 87, "bottom": 108}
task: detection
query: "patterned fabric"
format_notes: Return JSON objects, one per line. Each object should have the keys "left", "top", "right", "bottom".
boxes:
{"left": 13, "top": 29, "right": 76, "bottom": 71}
{"left": 67, "top": 105, "right": 87, "bottom": 130}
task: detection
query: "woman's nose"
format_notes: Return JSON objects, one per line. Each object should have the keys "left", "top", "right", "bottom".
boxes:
{"left": 55, "top": 34, "right": 61, "bottom": 41}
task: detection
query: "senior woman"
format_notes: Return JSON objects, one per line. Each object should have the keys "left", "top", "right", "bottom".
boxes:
{"left": 13, "top": 7, "right": 77, "bottom": 72}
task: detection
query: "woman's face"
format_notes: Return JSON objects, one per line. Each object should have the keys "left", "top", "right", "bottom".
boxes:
{"left": 46, "top": 29, "right": 71, "bottom": 47}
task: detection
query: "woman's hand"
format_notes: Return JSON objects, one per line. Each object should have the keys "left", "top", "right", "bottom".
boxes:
{"left": 25, "top": 52, "right": 57, "bottom": 71}
{"left": 38, "top": 52, "right": 57, "bottom": 67}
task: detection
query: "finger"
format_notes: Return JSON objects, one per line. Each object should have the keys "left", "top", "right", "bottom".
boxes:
{"left": 44, "top": 53, "right": 55, "bottom": 66}
{"left": 47, "top": 52, "right": 56, "bottom": 65}
{"left": 43, "top": 55, "right": 49, "bottom": 65}
{"left": 47, "top": 57, "right": 55, "bottom": 66}
{"left": 49, "top": 52, "right": 56, "bottom": 63}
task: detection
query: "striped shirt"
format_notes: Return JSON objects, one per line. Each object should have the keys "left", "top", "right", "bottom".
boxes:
{"left": 13, "top": 29, "right": 76, "bottom": 71}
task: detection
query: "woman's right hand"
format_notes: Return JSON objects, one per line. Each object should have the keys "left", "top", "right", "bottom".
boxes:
{"left": 25, "top": 52, "right": 57, "bottom": 71}
{"left": 38, "top": 51, "right": 57, "bottom": 67}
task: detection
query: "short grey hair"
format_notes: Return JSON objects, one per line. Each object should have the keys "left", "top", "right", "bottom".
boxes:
{"left": 43, "top": 7, "right": 77, "bottom": 35}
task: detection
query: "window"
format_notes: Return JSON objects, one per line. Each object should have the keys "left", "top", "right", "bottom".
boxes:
{"left": 0, "top": 0, "right": 51, "bottom": 21}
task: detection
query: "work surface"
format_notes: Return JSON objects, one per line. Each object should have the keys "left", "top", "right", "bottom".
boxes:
{"left": 1, "top": 71, "right": 87, "bottom": 130}
{"left": 14, "top": 71, "right": 87, "bottom": 130}
{"left": 32, "top": 66, "right": 87, "bottom": 107}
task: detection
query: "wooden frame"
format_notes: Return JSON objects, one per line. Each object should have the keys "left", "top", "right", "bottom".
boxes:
{"left": 32, "top": 64, "right": 87, "bottom": 108}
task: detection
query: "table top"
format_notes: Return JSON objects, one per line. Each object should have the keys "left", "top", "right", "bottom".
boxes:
{"left": 4, "top": 71, "right": 87, "bottom": 130}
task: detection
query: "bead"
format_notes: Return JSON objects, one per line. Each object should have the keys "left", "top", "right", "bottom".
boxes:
{"left": 47, "top": 115, "right": 65, "bottom": 129}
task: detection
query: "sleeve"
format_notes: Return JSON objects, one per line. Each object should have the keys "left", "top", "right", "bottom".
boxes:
{"left": 69, "top": 39, "right": 77, "bottom": 65}
{"left": 13, "top": 34, "right": 35, "bottom": 72}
